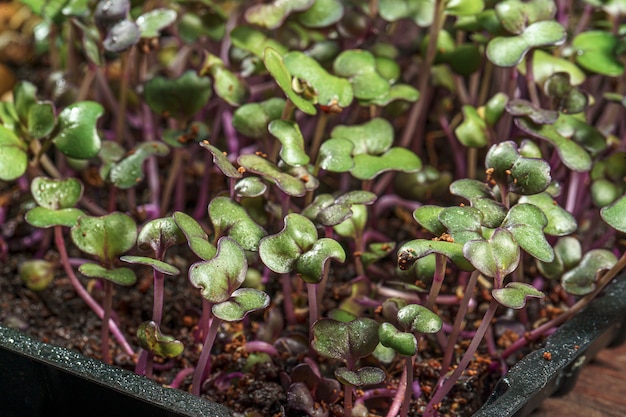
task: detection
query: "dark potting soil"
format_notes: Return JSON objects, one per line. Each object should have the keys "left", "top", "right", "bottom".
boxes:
{"left": 1, "top": 244, "right": 549, "bottom": 417}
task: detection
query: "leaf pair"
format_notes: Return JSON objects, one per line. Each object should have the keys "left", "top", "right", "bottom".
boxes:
{"left": 189, "top": 237, "right": 269, "bottom": 321}
{"left": 259, "top": 213, "right": 345, "bottom": 283}
{"left": 0, "top": 82, "right": 103, "bottom": 180}
{"left": 319, "top": 118, "right": 422, "bottom": 180}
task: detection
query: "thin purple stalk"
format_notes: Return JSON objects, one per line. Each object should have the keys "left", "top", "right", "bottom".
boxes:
{"left": 400, "top": 0, "right": 446, "bottom": 149}
{"left": 424, "top": 300, "right": 499, "bottom": 416}
{"left": 136, "top": 266, "right": 166, "bottom": 376}
{"left": 440, "top": 270, "right": 480, "bottom": 376}
{"left": 565, "top": 170, "right": 581, "bottom": 215}
{"left": 386, "top": 366, "right": 407, "bottom": 417}
{"left": 439, "top": 116, "right": 466, "bottom": 179}
{"left": 54, "top": 226, "right": 134, "bottom": 356}
{"left": 194, "top": 104, "right": 224, "bottom": 219}
{"left": 244, "top": 340, "right": 279, "bottom": 357}
{"left": 192, "top": 315, "right": 221, "bottom": 396}
{"left": 344, "top": 383, "right": 354, "bottom": 417}
{"left": 281, "top": 273, "right": 297, "bottom": 325}
{"left": 169, "top": 367, "right": 195, "bottom": 389}
{"left": 401, "top": 355, "right": 415, "bottom": 417}
{"left": 425, "top": 254, "right": 447, "bottom": 311}
{"left": 307, "top": 282, "right": 319, "bottom": 339}
{"left": 101, "top": 280, "right": 113, "bottom": 364}
{"left": 354, "top": 388, "right": 396, "bottom": 408}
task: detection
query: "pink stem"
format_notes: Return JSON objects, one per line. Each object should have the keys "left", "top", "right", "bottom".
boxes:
{"left": 54, "top": 226, "right": 134, "bottom": 356}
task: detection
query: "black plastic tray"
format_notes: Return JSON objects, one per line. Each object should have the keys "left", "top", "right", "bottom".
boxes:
{"left": 474, "top": 271, "right": 626, "bottom": 417}
{"left": 0, "top": 325, "right": 232, "bottom": 417}
{"left": 1, "top": 272, "right": 625, "bottom": 417}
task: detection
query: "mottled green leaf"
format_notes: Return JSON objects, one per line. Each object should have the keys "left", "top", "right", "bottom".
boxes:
{"left": 311, "top": 318, "right": 379, "bottom": 363}
{"left": 71, "top": 213, "right": 137, "bottom": 262}
{"left": 519, "top": 193, "right": 577, "bottom": 236}
{"left": 137, "top": 321, "right": 184, "bottom": 358}
{"left": 120, "top": 255, "right": 180, "bottom": 275}
{"left": 268, "top": 120, "right": 309, "bottom": 166}
{"left": 172, "top": 211, "right": 217, "bottom": 261}
{"left": 136, "top": 8, "right": 177, "bottom": 38}
{"left": 209, "top": 196, "right": 267, "bottom": 251}
{"left": 238, "top": 154, "right": 307, "bottom": 196}
{"left": 334, "top": 366, "right": 385, "bottom": 387}
{"left": 463, "top": 228, "right": 520, "bottom": 279}
{"left": 144, "top": 71, "right": 212, "bottom": 120}
{"left": 212, "top": 288, "right": 270, "bottom": 322}
{"left": 561, "top": 250, "right": 617, "bottom": 295}
{"left": 25, "top": 207, "right": 84, "bottom": 228}
{"left": 601, "top": 195, "right": 626, "bottom": 232}
{"left": 492, "top": 282, "right": 544, "bottom": 309}
{"left": 79, "top": 263, "right": 137, "bottom": 286}
{"left": 110, "top": 142, "right": 169, "bottom": 189}
{"left": 189, "top": 237, "right": 247, "bottom": 303}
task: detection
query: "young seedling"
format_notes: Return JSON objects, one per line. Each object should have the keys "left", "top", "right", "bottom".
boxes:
{"left": 70, "top": 212, "right": 138, "bottom": 364}
{"left": 311, "top": 317, "right": 382, "bottom": 417}
{"left": 259, "top": 213, "right": 345, "bottom": 327}
{"left": 379, "top": 301, "right": 443, "bottom": 417}
{"left": 0, "top": 81, "right": 103, "bottom": 180}
{"left": 188, "top": 237, "right": 269, "bottom": 395}
{"left": 24, "top": 177, "right": 134, "bottom": 357}
{"left": 121, "top": 216, "right": 185, "bottom": 376}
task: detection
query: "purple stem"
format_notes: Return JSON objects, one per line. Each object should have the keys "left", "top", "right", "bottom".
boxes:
{"left": 565, "top": 170, "right": 582, "bottom": 215}
{"left": 307, "top": 283, "right": 319, "bottom": 338}
{"left": 439, "top": 116, "right": 466, "bottom": 179}
{"left": 281, "top": 273, "right": 297, "bottom": 325}
{"left": 425, "top": 254, "right": 446, "bottom": 311}
{"left": 386, "top": 366, "right": 407, "bottom": 417}
{"left": 440, "top": 270, "right": 480, "bottom": 375}
{"left": 192, "top": 315, "right": 221, "bottom": 396}
{"left": 372, "top": 195, "right": 421, "bottom": 222}
{"left": 169, "top": 367, "right": 195, "bottom": 389}
{"left": 67, "top": 258, "right": 91, "bottom": 266}
{"left": 354, "top": 388, "right": 396, "bottom": 408}
{"left": 54, "top": 226, "right": 134, "bottom": 356}
{"left": 401, "top": 356, "right": 415, "bottom": 417}
{"left": 344, "top": 383, "right": 354, "bottom": 417}
{"left": 244, "top": 340, "right": 279, "bottom": 357}
{"left": 101, "top": 280, "right": 113, "bottom": 364}
{"left": 424, "top": 300, "right": 499, "bottom": 416}
{"left": 194, "top": 104, "right": 225, "bottom": 220}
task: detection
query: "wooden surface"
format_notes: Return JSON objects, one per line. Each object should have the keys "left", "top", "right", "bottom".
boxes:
{"left": 530, "top": 342, "right": 626, "bottom": 417}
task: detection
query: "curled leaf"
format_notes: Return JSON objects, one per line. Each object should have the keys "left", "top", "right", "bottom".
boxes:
{"left": 492, "top": 282, "right": 544, "bottom": 309}
{"left": 52, "top": 101, "right": 103, "bottom": 159}
{"left": 137, "top": 321, "right": 184, "bottom": 358}
{"left": 110, "top": 142, "right": 169, "bottom": 189}
{"left": 561, "top": 250, "right": 617, "bottom": 295}
{"left": 172, "top": 211, "right": 217, "bottom": 261}
{"left": 334, "top": 366, "right": 385, "bottom": 387}
{"left": 209, "top": 196, "right": 267, "bottom": 251}
{"left": 189, "top": 237, "right": 247, "bottom": 303}
{"left": 212, "top": 288, "right": 270, "bottom": 322}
